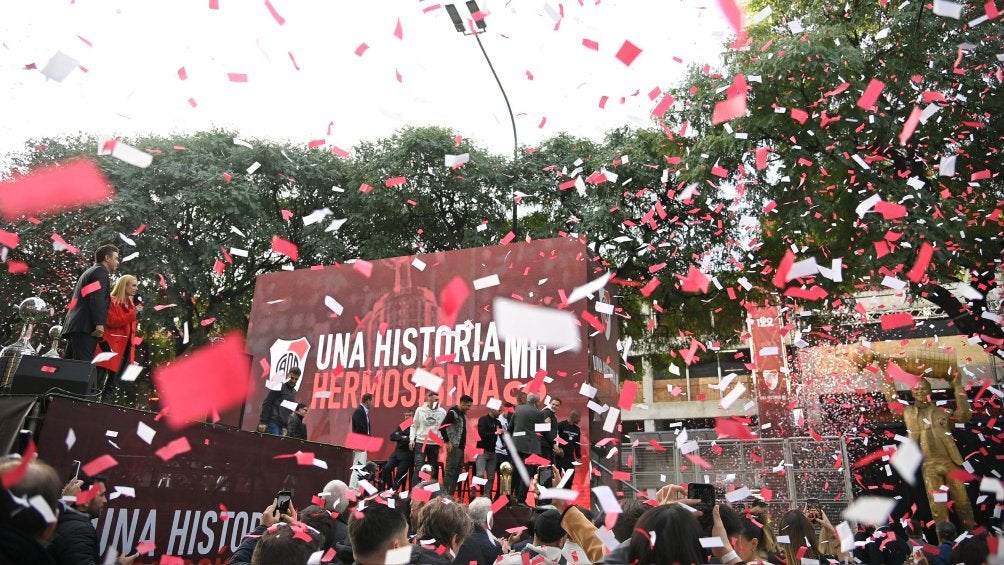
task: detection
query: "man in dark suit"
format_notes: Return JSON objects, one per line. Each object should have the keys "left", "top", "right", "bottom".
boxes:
{"left": 61, "top": 244, "right": 119, "bottom": 362}
{"left": 511, "top": 392, "right": 549, "bottom": 504}
{"left": 555, "top": 409, "right": 581, "bottom": 474}
{"left": 350, "top": 393, "right": 374, "bottom": 488}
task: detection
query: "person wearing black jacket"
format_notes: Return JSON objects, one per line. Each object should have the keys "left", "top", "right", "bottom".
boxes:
{"left": 381, "top": 410, "right": 414, "bottom": 490}
{"left": 442, "top": 395, "right": 472, "bottom": 496}
{"left": 0, "top": 458, "right": 63, "bottom": 565}
{"left": 61, "top": 244, "right": 119, "bottom": 362}
{"left": 286, "top": 403, "right": 308, "bottom": 440}
{"left": 475, "top": 406, "right": 502, "bottom": 496}
{"left": 50, "top": 474, "right": 136, "bottom": 565}
{"left": 349, "top": 394, "right": 374, "bottom": 488}
{"left": 555, "top": 410, "right": 582, "bottom": 472}
{"left": 257, "top": 368, "right": 301, "bottom": 436}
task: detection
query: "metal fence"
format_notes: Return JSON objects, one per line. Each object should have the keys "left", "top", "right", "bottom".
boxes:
{"left": 625, "top": 432, "right": 853, "bottom": 521}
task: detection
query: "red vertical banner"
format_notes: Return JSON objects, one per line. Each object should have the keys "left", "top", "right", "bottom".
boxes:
{"left": 749, "top": 305, "right": 789, "bottom": 437}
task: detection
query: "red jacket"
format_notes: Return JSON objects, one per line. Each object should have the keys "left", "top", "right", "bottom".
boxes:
{"left": 95, "top": 299, "right": 137, "bottom": 372}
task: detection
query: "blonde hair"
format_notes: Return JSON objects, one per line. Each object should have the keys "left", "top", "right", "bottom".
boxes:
{"left": 111, "top": 275, "right": 137, "bottom": 305}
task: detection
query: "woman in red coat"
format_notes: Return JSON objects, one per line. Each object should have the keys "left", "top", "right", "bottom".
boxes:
{"left": 97, "top": 274, "right": 141, "bottom": 403}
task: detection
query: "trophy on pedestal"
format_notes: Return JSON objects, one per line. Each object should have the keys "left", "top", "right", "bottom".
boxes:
{"left": 41, "top": 325, "right": 64, "bottom": 358}
{"left": 0, "top": 297, "right": 51, "bottom": 391}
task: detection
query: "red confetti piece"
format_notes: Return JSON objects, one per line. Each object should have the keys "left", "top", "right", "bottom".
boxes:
{"left": 715, "top": 417, "right": 756, "bottom": 440}
{"left": 898, "top": 106, "right": 923, "bottom": 145}
{"left": 790, "top": 108, "right": 808, "bottom": 124}
{"left": 359, "top": 183, "right": 373, "bottom": 193}
{"left": 8, "top": 261, "right": 29, "bottom": 274}
{"left": 354, "top": 43, "right": 369, "bottom": 57}
{"left": 152, "top": 332, "right": 251, "bottom": 430}
{"left": 80, "top": 280, "right": 103, "bottom": 297}
{"left": 640, "top": 277, "right": 660, "bottom": 297}
{"left": 344, "top": 432, "right": 383, "bottom": 452}
{"left": 906, "top": 242, "right": 934, "bottom": 283}
{"left": 772, "top": 250, "right": 795, "bottom": 288}
{"left": 880, "top": 312, "right": 915, "bottom": 331}
{"left": 856, "top": 78, "right": 885, "bottom": 111}
{"left": 307, "top": 139, "right": 325, "bottom": 149}
{"left": 652, "top": 94, "right": 675, "bottom": 117}
{"left": 887, "top": 360, "right": 921, "bottom": 388}
{"left": 0, "top": 158, "right": 114, "bottom": 221}
{"left": 222, "top": 172, "right": 232, "bottom": 183}
{"left": 717, "top": 0, "right": 747, "bottom": 44}
{"left": 394, "top": 18, "right": 403, "bottom": 39}
{"left": 264, "top": 0, "right": 285, "bottom": 25}
{"left": 227, "top": 73, "right": 248, "bottom": 82}
{"left": 353, "top": 260, "right": 373, "bottom": 278}
{"left": 331, "top": 146, "right": 349, "bottom": 158}
{"left": 678, "top": 265, "right": 710, "bottom": 294}
{"left": 499, "top": 231, "right": 515, "bottom": 245}
{"left": 155, "top": 437, "right": 192, "bottom": 461}
{"left": 82, "top": 454, "right": 118, "bottom": 477}
{"left": 288, "top": 51, "right": 300, "bottom": 71}
{"left": 385, "top": 176, "right": 407, "bottom": 187}
{"left": 582, "top": 39, "right": 599, "bottom": 50}
{"left": 618, "top": 380, "right": 638, "bottom": 410}
{"left": 615, "top": 40, "right": 642, "bottom": 66}
{"left": 524, "top": 453, "right": 550, "bottom": 466}
{"left": 439, "top": 276, "right": 469, "bottom": 327}
{"left": 1, "top": 440, "right": 36, "bottom": 488}
{"left": 188, "top": 98, "right": 198, "bottom": 108}
{"left": 271, "top": 236, "right": 299, "bottom": 261}
{"left": 209, "top": 0, "right": 219, "bottom": 9}
{"left": 177, "top": 67, "right": 188, "bottom": 80}
{"left": 711, "top": 93, "right": 746, "bottom": 125}
{"left": 0, "top": 229, "right": 19, "bottom": 249}
{"left": 491, "top": 495, "right": 509, "bottom": 514}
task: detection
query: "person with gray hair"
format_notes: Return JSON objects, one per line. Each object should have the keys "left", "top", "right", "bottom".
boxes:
{"left": 511, "top": 392, "right": 549, "bottom": 504}
{"left": 455, "top": 497, "right": 506, "bottom": 565}
{"left": 319, "top": 479, "right": 350, "bottom": 548}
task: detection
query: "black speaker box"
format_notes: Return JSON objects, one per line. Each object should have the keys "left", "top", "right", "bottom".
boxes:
{"left": 10, "top": 356, "right": 98, "bottom": 396}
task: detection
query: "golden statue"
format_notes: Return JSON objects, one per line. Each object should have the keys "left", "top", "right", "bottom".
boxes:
{"left": 848, "top": 347, "right": 975, "bottom": 528}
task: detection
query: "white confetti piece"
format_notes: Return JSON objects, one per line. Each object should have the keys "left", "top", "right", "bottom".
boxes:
{"left": 493, "top": 297, "right": 580, "bottom": 352}
{"left": 66, "top": 428, "right": 76, "bottom": 451}
{"left": 842, "top": 496, "right": 897, "bottom": 526}
{"left": 592, "top": 485, "right": 622, "bottom": 514}
{"left": 473, "top": 274, "right": 500, "bottom": 290}
{"left": 411, "top": 368, "right": 443, "bottom": 392}
{"left": 137, "top": 422, "right": 156, "bottom": 444}
{"left": 121, "top": 363, "right": 143, "bottom": 382}
{"left": 566, "top": 272, "right": 611, "bottom": 304}
{"left": 891, "top": 438, "right": 923, "bottom": 486}
{"left": 324, "top": 296, "right": 344, "bottom": 316}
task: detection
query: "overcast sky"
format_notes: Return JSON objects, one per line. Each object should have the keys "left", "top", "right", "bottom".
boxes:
{"left": 0, "top": 0, "right": 731, "bottom": 159}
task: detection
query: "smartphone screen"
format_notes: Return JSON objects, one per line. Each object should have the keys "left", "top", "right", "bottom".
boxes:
{"left": 70, "top": 460, "right": 82, "bottom": 481}
{"left": 688, "top": 483, "right": 715, "bottom": 530}
{"left": 276, "top": 490, "right": 292, "bottom": 514}
{"left": 806, "top": 498, "right": 820, "bottom": 521}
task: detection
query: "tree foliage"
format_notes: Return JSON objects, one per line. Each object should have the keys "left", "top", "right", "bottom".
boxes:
{"left": 665, "top": 0, "right": 1003, "bottom": 351}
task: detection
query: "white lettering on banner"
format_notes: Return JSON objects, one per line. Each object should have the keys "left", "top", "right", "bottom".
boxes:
{"left": 313, "top": 322, "right": 550, "bottom": 380}
{"left": 99, "top": 507, "right": 261, "bottom": 558}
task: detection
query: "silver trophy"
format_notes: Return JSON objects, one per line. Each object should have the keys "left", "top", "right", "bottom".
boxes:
{"left": 42, "top": 325, "right": 64, "bottom": 358}
{"left": 0, "top": 297, "right": 51, "bottom": 390}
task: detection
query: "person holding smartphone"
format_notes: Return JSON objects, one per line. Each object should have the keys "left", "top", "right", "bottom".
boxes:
{"left": 410, "top": 391, "right": 446, "bottom": 485}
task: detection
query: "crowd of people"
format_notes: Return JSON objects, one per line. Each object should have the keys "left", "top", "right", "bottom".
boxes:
{"left": 2, "top": 453, "right": 997, "bottom": 565}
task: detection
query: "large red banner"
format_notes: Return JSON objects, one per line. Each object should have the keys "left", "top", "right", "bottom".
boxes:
{"left": 36, "top": 397, "right": 353, "bottom": 564}
{"left": 242, "top": 237, "right": 613, "bottom": 486}
{"left": 749, "top": 305, "right": 789, "bottom": 437}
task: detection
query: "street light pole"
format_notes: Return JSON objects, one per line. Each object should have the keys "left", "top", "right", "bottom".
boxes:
{"left": 445, "top": 2, "right": 519, "bottom": 235}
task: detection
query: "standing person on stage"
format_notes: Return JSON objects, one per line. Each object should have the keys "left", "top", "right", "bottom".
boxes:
{"left": 256, "top": 367, "right": 301, "bottom": 436}
{"left": 95, "top": 275, "right": 141, "bottom": 404}
{"left": 382, "top": 409, "right": 414, "bottom": 491}
{"left": 62, "top": 244, "right": 119, "bottom": 363}
{"left": 555, "top": 410, "right": 581, "bottom": 473}
{"left": 442, "top": 395, "right": 473, "bottom": 496}
{"left": 410, "top": 390, "right": 446, "bottom": 484}
{"left": 495, "top": 402, "right": 513, "bottom": 483}
{"left": 540, "top": 398, "right": 563, "bottom": 472}
{"left": 511, "top": 393, "right": 549, "bottom": 503}
{"left": 286, "top": 403, "right": 308, "bottom": 440}
{"left": 349, "top": 393, "right": 374, "bottom": 489}
{"left": 475, "top": 404, "right": 503, "bottom": 496}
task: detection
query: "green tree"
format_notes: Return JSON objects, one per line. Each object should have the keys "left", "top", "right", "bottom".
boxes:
{"left": 666, "top": 0, "right": 1003, "bottom": 349}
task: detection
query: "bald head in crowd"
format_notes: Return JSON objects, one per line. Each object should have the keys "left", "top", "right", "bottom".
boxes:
{"left": 0, "top": 457, "right": 62, "bottom": 541}
{"left": 321, "top": 479, "right": 351, "bottom": 514}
